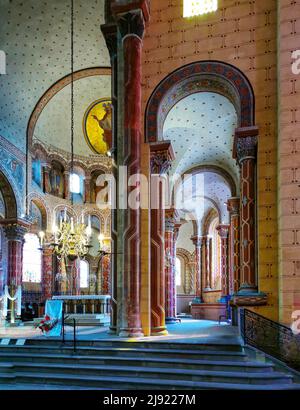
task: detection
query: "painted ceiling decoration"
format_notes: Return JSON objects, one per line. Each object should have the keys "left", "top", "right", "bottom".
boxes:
{"left": 0, "top": 0, "right": 109, "bottom": 153}
{"left": 163, "top": 92, "right": 239, "bottom": 181}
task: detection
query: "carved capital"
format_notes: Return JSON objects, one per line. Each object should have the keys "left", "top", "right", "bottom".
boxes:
{"left": 101, "top": 23, "right": 118, "bottom": 59}
{"left": 150, "top": 141, "right": 175, "bottom": 175}
{"left": 165, "top": 209, "right": 179, "bottom": 232}
{"left": 4, "top": 224, "right": 27, "bottom": 242}
{"left": 191, "top": 235, "right": 204, "bottom": 247}
{"left": 227, "top": 197, "right": 240, "bottom": 216}
{"left": 233, "top": 126, "right": 258, "bottom": 163}
{"left": 116, "top": 9, "right": 146, "bottom": 39}
{"left": 216, "top": 224, "right": 230, "bottom": 239}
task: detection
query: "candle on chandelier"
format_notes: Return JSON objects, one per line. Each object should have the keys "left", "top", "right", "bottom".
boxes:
{"left": 70, "top": 217, "right": 74, "bottom": 234}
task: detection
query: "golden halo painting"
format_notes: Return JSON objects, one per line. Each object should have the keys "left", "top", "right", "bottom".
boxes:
{"left": 83, "top": 98, "right": 112, "bottom": 155}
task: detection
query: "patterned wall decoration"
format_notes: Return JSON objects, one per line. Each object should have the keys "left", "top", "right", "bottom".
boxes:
{"left": 142, "top": 0, "right": 278, "bottom": 321}
{"left": 0, "top": 0, "right": 109, "bottom": 152}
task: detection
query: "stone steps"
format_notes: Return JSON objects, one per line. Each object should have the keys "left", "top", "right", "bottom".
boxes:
{"left": 0, "top": 372, "right": 299, "bottom": 390}
{"left": 0, "top": 352, "right": 274, "bottom": 372}
{"left": 5, "top": 362, "right": 294, "bottom": 385}
{"left": 0, "top": 340, "right": 299, "bottom": 389}
{"left": 0, "top": 345, "right": 248, "bottom": 361}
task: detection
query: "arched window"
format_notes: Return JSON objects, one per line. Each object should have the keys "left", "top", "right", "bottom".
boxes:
{"left": 22, "top": 233, "right": 42, "bottom": 283}
{"left": 183, "top": 0, "right": 218, "bottom": 17}
{"left": 80, "top": 259, "right": 89, "bottom": 288}
{"left": 70, "top": 173, "right": 80, "bottom": 194}
{"left": 175, "top": 257, "right": 182, "bottom": 287}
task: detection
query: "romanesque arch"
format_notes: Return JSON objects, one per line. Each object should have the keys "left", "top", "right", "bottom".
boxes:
{"left": 145, "top": 60, "right": 255, "bottom": 143}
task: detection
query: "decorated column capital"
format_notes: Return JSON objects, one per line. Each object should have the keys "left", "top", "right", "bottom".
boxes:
{"left": 3, "top": 223, "right": 27, "bottom": 242}
{"left": 191, "top": 235, "right": 204, "bottom": 247}
{"left": 112, "top": 0, "right": 150, "bottom": 40}
{"left": 216, "top": 224, "right": 230, "bottom": 239}
{"left": 233, "top": 126, "right": 258, "bottom": 163}
{"left": 227, "top": 197, "right": 240, "bottom": 216}
{"left": 101, "top": 23, "right": 118, "bottom": 59}
{"left": 150, "top": 141, "right": 175, "bottom": 175}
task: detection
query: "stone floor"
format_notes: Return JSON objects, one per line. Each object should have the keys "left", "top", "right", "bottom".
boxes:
{"left": 0, "top": 318, "right": 241, "bottom": 344}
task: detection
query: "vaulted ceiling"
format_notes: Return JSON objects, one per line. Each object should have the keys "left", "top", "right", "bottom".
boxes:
{"left": 163, "top": 92, "right": 239, "bottom": 182}
{"left": 0, "top": 0, "right": 109, "bottom": 153}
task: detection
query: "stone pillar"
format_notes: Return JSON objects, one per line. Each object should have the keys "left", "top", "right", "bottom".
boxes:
{"left": 3, "top": 224, "right": 27, "bottom": 287}
{"left": 101, "top": 254, "right": 111, "bottom": 295}
{"left": 43, "top": 164, "right": 51, "bottom": 194}
{"left": 150, "top": 142, "right": 175, "bottom": 335}
{"left": 227, "top": 197, "right": 240, "bottom": 294}
{"left": 101, "top": 20, "right": 118, "bottom": 333}
{"left": 204, "top": 236, "right": 212, "bottom": 291}
{"left": 64, "top": 171, "right": 70, "bottom": 201}
{"left": 191, "top": 236, "right": 203, "bottom": 302}
{"left": 216, "top": 224, "right": 230, "bottom": 300}
{"left": 42, "top": 246, "right": 53, "bottom": 302}
{"left": 84, "top": 176, "right": 91, "bottom": 203}
{"left": 234, "top": 126, "right": 258, "bottom": 293}
{"left": 112, "top": 1, "right": 150, "bottom": 337}
{"left": 165, "top": 209, "right": 178, "bottom": 324}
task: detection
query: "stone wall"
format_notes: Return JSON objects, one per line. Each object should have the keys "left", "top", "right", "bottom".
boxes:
{"left": 141, "top": 0, "right": 279, "bottom": 320}
{"left": 278, "top": 0, "right": 300, "bottom": 324}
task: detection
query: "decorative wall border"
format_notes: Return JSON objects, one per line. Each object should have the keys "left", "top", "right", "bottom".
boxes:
{"left": 145, "top": 60, "right": 255, "bottom": 143}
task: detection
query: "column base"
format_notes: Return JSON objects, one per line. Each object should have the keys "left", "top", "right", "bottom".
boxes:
{"left": 232, "top": 286, "right": 268, "bottom": 307}
{"left": 119, "top": 328, "right": 144, "bottom": 338}
{"left": 165, "top": 317, "right": 178, "bottom": 324}
{"left": 150, "top": 326, "right": 168, "bottom": 336}
{"left": 204, "top": 287, "right": 212, "bottom": 292}
{"left": 108, "top": 326, "right": 117, "bottom": 335}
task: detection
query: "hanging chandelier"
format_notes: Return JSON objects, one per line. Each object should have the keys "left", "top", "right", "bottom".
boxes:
{"left": 38, "top": 0, "right": 92, "bottom": 261}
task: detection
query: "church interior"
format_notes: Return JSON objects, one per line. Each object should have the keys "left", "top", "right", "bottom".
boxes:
{"left": 0, "top": 0, "right": 300, "bottom": 391}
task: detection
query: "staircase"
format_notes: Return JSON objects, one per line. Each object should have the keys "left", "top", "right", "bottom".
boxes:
{"left": 0, "top": 338, "right": 299, "bottom": 390}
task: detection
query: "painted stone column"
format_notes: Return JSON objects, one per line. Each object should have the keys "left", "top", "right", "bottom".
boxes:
{"left": 227, "top": 197, "right": 240, "bottom": 294}
{"left": 216, "top": 224, "right": 230, "bottom": 300}
{"left": 234, "top": 127, "right": 258, "bottom": 293}
{"left": 150, "top": 142, "right": 175, "bottom": 335}
{"left": 165, "top": 209, "right": 178, "bottom": 324}
{"left": 112, "top": 1, "right": 149, "bottom": 337}
{"left": 43, "top": 164, "right": 51, "bottom": 194}
{"left": 63, "top": 171, "right": 70, "bottom": 201}
{"left": 3, "top": 224, "right": 27, "bottom": 287}
{"left": 42, "top": 246, "right": 53, "bottom": 302}
{"left": 101, "top": 20, "right": 118, "bottom": 333}
{"left": 101, "top": 254, "right": 111, "bottom": 295}
{"left": 191, "top": 236, "right": 203, "bottom": 302}
{"left": 84, "top": 176, "right": 91, "bottom": 203}
{"left": 204, "top": 236, "right": 212, "bottom": 291}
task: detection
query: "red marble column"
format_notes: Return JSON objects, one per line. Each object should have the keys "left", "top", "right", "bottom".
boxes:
{"left": 101, "top": 254, "right": 111, "bottom": 295}
{"left": 3, "top": 224, "right": 27, "bottom": 287}
{"left": 227, "top": 197, "right": 240, "bottom": 294}
{"left": 42, "top": 247, "right": 53, "bottom": 302}
{"left": 165, "top": 209, "right": 178, "bottom": 323}
{"left": 191, "top": 236, "right": 203, "bottom": 302}
{"left": 216, "top": 225, "right": 230, "bottom": 300}
{"left": 101, "top": 21, "right": 118, "bottom": 334}
{"left": 234, "top": 127, "right": 258, "bottom": 293}
{"left": 112, "top": 3, "right": 150, "bottom": 337}
{"left": 150, "top": 142, "right": 175, "bottom": 335}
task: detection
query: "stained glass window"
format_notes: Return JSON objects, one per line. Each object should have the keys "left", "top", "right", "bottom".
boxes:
{"left": 183, "top": 0, "right": 218, "bottom": 17}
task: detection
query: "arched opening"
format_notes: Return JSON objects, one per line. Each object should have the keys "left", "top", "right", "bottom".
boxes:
{"left": 146, "top": 61, "right": 255, "bottom": 326}
{"left": 22, "top": 233, "right": 42, "bottom": 283}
